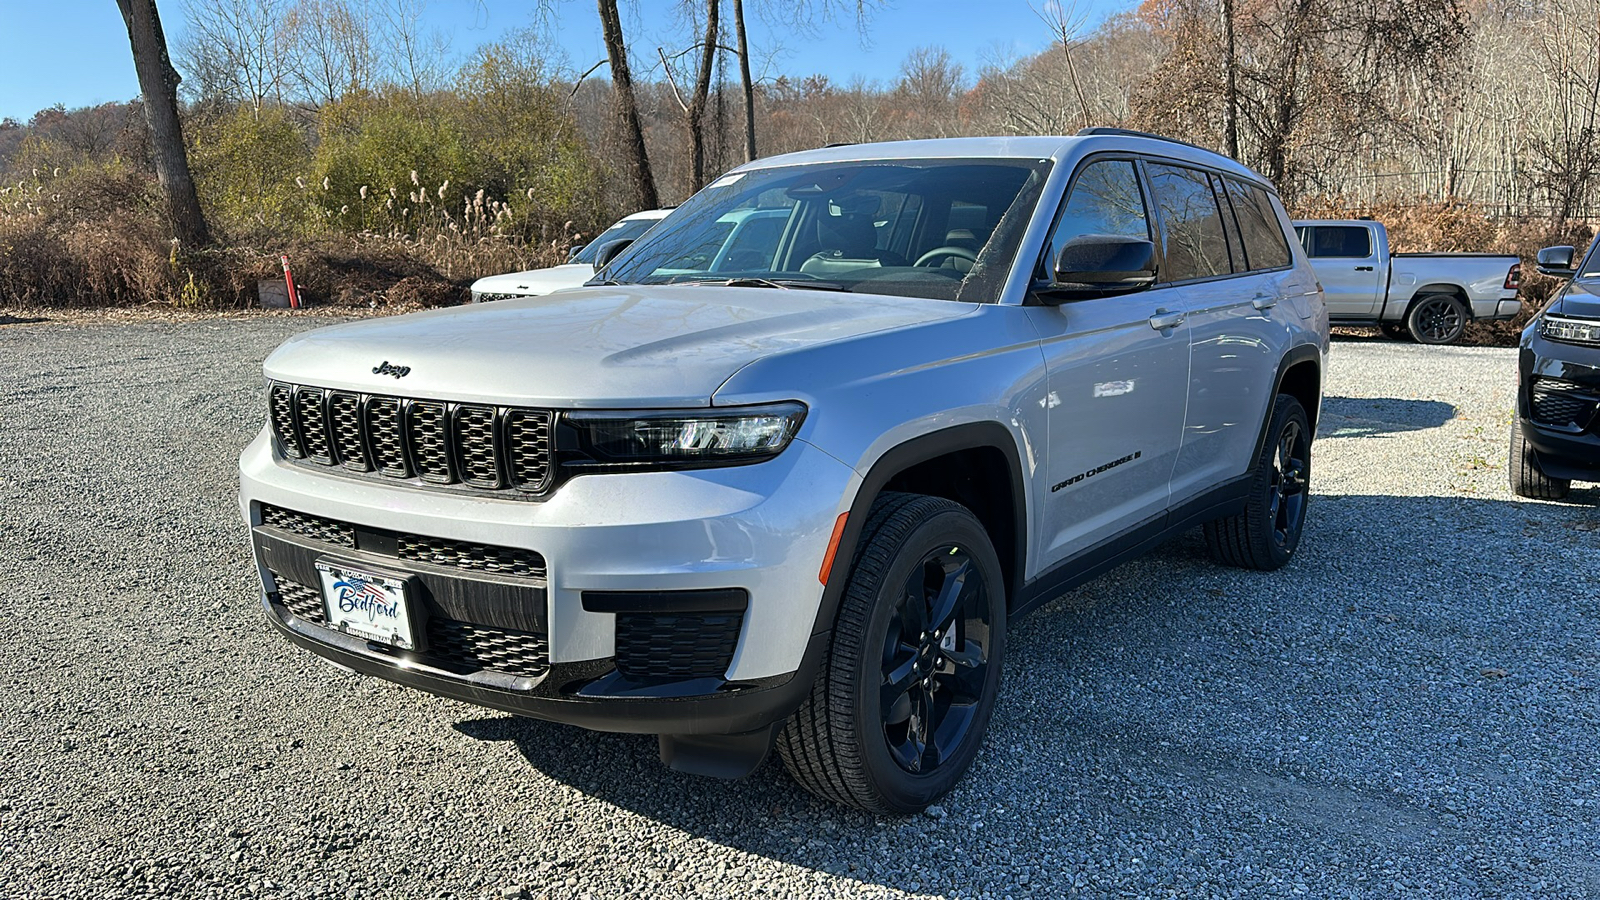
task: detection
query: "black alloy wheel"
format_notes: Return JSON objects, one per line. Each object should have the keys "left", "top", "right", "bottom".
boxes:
{"left": 1407, "top": 294, "right": 1468, "bottom": 344}
{"left": 1266, "top": 415, "right": 1310, "bottom": 553}
{"left": 777, "top": 492, "right": 1006, "bottom": 814}
{"left": 878, "top": 545, "right": 993, "bottom": 775}
{"left": 1205, "top": 394, "right": 1312, "bottom": 570}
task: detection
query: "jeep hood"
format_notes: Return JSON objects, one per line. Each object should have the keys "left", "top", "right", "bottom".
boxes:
{"left": 264, "top": 285, "right": 973, "bottom": 407}
{"left": 471, "top": 263, "right": 594, "bottom": 298}
{"left": 1551, "top": 279, "right": 1600, "bottom": 320}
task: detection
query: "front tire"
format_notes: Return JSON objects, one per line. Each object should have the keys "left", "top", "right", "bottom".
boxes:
{"left": 1205, "top": 394, "right": 1311, "bottom": 571}
{"left": 777, "top": 493, "right": 1006, "bottom": 814}
{"left": 1509, "top": 416, "right": 1570, "bottom": 499}
{"left": 1406, "top": 294, "right": 1468, "bottom": 345}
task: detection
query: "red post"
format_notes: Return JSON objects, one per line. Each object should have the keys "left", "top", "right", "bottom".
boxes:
{"left": 281, "top": 254, "right": 301, "bottom": 309}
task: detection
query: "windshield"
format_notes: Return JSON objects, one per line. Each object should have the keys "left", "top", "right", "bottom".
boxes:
{"left": 571, "top": 216, "right": 661, "bottom": 265}
{"left": 1580, "top": 236, "right": 1600, "bottom": 279}
{"left": 598, "top": 158, "right": 1052, "bottom": 302}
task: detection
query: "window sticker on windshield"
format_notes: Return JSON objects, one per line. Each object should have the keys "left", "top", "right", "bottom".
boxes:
{"left": 709, "top": 172, "right": 745, "bottom": 189}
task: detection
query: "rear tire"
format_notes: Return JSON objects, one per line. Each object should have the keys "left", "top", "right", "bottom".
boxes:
{"left": 1205, "top": 394, "right": 1311, "bottom": 571}
{"left": 1509, "top": 416, "right": 1570, "bottom": 500}
{"left": 1406, "top": 294, "right": 1468, "bottom": 345}
{"left": 777, "top": 492, "right": 1006, "bottom": 814}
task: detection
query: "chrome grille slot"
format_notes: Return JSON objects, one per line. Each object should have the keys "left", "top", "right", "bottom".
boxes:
{"left": 269, "top": 383, "right": 303, "bottom": 458}
{"left": 407, "top": 401, "right": 453, "bottom": 484}
{"left": 505, "top": 409, "right": 553, "bottom": 492}
{"left": 328, "top": 392, "right": 369, "bottom": 471}
{"left": 453, "top": 405, "right": 502, "bottom": 488}
{"left": 364, "top": 397, "right": 409, "bottom": 477}
{"left": 295, "top": 387, "right": 333, "bottom": 464}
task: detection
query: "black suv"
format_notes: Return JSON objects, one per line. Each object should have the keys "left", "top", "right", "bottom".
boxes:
{"left": 1511, "top": 242, "right": 1600, "bottom": 499}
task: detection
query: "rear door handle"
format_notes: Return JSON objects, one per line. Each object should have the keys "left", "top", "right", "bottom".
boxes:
{"left": 1148, "top": 309, "right": 1186, "bottom": 330}
{"left": 1252, "top": 292, "right": 1278, "bottom": 310}
{"left": 1354, "top": 265, "right": 1374, "bottom": 271}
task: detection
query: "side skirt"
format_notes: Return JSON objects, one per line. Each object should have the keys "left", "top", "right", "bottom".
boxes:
{"left": 1010, "top": 474, "right": 1253, "bottom": 620}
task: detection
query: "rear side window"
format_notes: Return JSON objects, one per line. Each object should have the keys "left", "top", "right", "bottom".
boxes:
{"left": 1305, "top": 225, "right": 1372, "bottom": 258}
{"left": 1043, "top": 159, "right": 1150, "bottom": 276}
{"left": 1146, "top": 163, "right": 1232, "bottom": 282}
{"left": 1224, "top": 179, "right": 1293, "bottom": 271}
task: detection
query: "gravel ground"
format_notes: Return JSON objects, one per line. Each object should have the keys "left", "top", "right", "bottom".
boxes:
{"left": 2, "top": 317, "right": 1598, "bottom": 899}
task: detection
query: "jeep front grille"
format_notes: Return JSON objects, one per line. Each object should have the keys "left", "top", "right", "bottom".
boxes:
{"left": 267, "top": 381, "right": 553, "bottom": 495}
{"left": 1530, "top": 378, "right": 1600, "bottom": 429}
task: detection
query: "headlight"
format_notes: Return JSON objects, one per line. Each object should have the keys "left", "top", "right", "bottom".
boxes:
{"left": 1540, "top": 314, "right": 1600, "bottom": 345}
{"left": 566, "top": 402, "right": 806, "bottom": 467}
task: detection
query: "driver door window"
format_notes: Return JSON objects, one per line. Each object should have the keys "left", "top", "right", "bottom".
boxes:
{"left": 1043, "top": 159, "right": 1151, "bottom": 279}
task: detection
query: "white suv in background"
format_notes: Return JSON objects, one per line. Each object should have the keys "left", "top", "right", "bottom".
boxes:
{"left": 241, "top": 130, "right": 1329, "bottom": 813}
{"left": 469, "top": 208, "right": 671, "bottom": 302}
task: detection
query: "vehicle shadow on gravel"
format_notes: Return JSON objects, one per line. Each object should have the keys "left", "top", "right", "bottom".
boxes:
{"left": 454, "top": 491, "right": 1600, "bottom": 896}
{"left": 1318, "top": 395, "right": 1456, "bottom": 437}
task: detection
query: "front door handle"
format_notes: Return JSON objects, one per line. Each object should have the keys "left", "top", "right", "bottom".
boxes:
{"left": 1354, "top": 265, "right": 1374, "bottom": 271}
{"left": 1148, "top": 308, "right": 1186, "bottom": 330}
{"left": 1252, "top": 292, "right": 1278, "bottom": 310}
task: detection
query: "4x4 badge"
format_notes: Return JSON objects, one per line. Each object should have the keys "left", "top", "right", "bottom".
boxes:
{"left": 372, "top": 361, "right": 411, "bottom": 378}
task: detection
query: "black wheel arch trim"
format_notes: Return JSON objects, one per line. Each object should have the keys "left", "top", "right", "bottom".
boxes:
{"left": 809, "top": 422, "right": 1030, "bottom": 639}
{"left": 1250, "top": 342, "right": 1323, "bottom": 464}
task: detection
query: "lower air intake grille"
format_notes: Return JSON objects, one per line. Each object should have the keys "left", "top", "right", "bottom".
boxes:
{"left": 271, "top": 572, "right": 549, "bottom": 680}
{"left": 1531, "top": 378, "right": 1599, "bottom": 428}
{"left": 613, "top": 612, "right": 743, "bottom": 681}
{"left": 257, "top": 504, "right": 546, "bottom": 580}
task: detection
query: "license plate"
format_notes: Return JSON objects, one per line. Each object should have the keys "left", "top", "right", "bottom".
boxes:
{"left": 316, "top": 561, "right": 417, "bottom": 650}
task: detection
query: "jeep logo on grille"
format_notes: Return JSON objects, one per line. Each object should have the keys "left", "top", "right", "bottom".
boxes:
{"left": 372, "top": 361, "right": 411, "bottom": 378}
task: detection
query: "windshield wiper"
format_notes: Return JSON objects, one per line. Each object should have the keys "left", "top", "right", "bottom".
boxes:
{"left": 717, "top": 277, "right": 852, "bottom": 292}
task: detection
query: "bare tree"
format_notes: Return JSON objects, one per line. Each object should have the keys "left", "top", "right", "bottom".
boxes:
{"left": 732, "top": 0, "right": 756, "bottom": 161}
{"left": 659, "top": 0, "right": 722, "bottom": 193}
{"left": 116, "top": 0, "right": 211, "bottom": 247}
{"left": 285, "top": 0, "right": 377, "bottom": 106}
{"left": 176, "top": 0, "right": 294, "bottom": 111}
{"left": 1032, "top": 1, "right": 1092, "bottom": 131}
{"left": 597, "top": 0, "right": 660, "bottom": 210}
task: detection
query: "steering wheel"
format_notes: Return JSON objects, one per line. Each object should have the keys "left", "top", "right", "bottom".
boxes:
{"left": 914, "top": 246, "right": 979, "bottom": 268}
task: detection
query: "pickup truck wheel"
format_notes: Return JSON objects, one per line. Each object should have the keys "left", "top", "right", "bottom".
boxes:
{"left": 1509, "top": 417, "right": 1570, "bottom": 499}
{"left": 777, "top": 492, "right": 1006, "bottom": 815}
{"left": 1379, "top": 323, "right": 1409, "bottom": 340}
{"left": 1205, "top": 394, "right": 1310, "bottom": 571}
{"left": 1406, "top": 294, "right": 1468, "bottom": 344}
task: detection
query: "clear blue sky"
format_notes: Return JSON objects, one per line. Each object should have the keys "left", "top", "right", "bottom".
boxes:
{"left": 0, "top": 0, "right": 1130, "bottom": 122}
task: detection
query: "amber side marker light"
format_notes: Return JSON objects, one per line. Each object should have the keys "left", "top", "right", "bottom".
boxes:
{"left": 818, "top": 513, "right": 850, "bottom": 584}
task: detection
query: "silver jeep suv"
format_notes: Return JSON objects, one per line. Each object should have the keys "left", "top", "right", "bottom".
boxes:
{"left": 240, "top": 129, "right": 1329, "bottom": 814}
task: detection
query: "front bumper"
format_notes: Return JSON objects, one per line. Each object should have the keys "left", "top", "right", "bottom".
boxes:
{"left": 240, "top": 428, "right": 858, "bottom": 734}
{"left": 1518, "top": 331, "right": 1600, "bottom": 481}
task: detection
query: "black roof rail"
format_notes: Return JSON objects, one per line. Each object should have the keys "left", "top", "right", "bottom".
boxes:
{"left": 823, "top": 141, "right": 855, "bottom": 148}
{"left": 1075, "top": 126, "right": 1223, "bottom": 158}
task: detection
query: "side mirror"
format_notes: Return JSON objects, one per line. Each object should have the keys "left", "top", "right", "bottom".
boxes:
{"left": 1537, "top": 245, "right": 1577, "bottom": 278}
{"left": 1040, "top": 235, "right": 1158, "bottom": 304}
{"left": 593, "top": 238, "right": 635, "bottom": 270}
{"left": 567, "top": 243, "right": 586, "bottom": 262}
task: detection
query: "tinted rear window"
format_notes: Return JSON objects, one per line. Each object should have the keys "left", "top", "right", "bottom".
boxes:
{"left": 1224, "top": 180, "right": 1292, "bottom": 270}
{"left": 1146, "top": 163, "right": 1232, "bottom": 282}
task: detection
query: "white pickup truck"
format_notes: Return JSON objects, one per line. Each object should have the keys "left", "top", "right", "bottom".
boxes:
{"left": 1293, "top": 219, "right": 1521, "bottom": 344}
